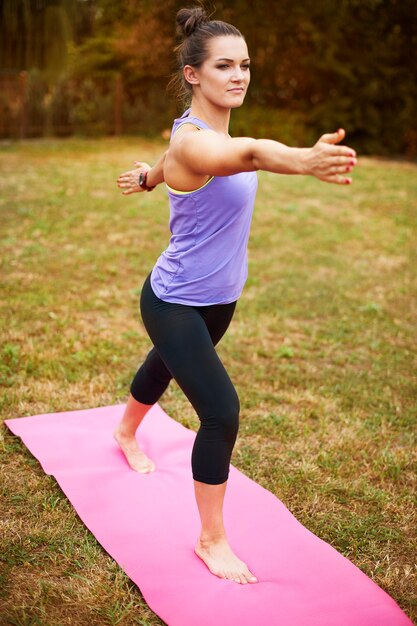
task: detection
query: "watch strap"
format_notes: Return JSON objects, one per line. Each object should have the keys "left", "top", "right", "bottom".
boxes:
{"left": 138, "top": 170, "right": 156, "bottom": 192}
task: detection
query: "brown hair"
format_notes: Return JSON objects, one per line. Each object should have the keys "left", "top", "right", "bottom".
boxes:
{"left": 167, "top": 4, "right": 244, "bottom": 107}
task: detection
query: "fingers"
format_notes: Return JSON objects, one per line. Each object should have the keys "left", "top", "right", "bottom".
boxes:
{"left": 319, "top": 162, "right": 356, "bottom": 184}
{"left": 326, "top": 157, "right": 357, "bottom": 175}
{"left": 324, "top": 173, "right": 352, "bottom": 185}
{"left": 336, "top": 175, "right": 352, "bottom": 185}
{"left": 319, "top": 128, "right": 345, "bottom": 145}
{"left": 310, "top": 131, "right": 358, "bottom": 184}
{"left": 334, "top": 155, "right": 357, "bottom": 165}
{"left": 117, "top": 177, "right": 133, "bottom": 187}
{"left": 117, "top": 168, "right": 140, "bottom": 193}
{"left": 318, "top": 145, "right": 356, "bottom": 161}
{"left": 313, "top": 157, "right": 358, "bottom": 184}
{"left": 117, "top": 166, "right": 144, "bottom": 180}
{"left": 118, "top": 182, "right": 141, "bottom": 194}
{"left": 117, "top": 177, "right": 139, "bottom": 193}
{"left": 117, "top": 166, "right": 148, "bottom": 184}
{"left": 329, "top": 161, "right": 357, "bottom": 175}
{"left": 317, "top": 130, "right": 357, "bottom": 159}
{"left": 116, "top": 164, "right": 151, "bottom": 195}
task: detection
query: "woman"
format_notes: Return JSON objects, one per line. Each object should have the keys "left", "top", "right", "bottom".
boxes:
{"left": 114, "top": 6, "right": 357, "bottom": 586}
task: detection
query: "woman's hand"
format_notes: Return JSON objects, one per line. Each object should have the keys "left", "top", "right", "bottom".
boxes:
{"left": 117, "top": 161, "right": 151, "bottom": 195}
{"left": 303, "top": 129, "right": 357, "bottom": 185}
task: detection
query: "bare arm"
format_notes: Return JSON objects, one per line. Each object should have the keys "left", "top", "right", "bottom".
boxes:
{"left": 146, "top": 150, "right": 167, "bottom": 188}
{"left": 177, "top": 129, "right": 357, "bottom": 185}
{"left": 117, "top": 150, "right": 167, "bottom": 195}
{"left": 252, "top": 129, "right": 356, "bottom": 184}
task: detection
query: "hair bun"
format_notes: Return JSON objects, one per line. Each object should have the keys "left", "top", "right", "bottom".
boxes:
{"left": 176, "top": 6, "right": 210, "bottom": 38}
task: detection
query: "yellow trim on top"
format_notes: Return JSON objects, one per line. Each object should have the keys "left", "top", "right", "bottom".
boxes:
{"left": 166, "top": 121, "right": 215, "bottom": 195}
{"left": 166, "top": 176, "right": 215, "bottom": 195}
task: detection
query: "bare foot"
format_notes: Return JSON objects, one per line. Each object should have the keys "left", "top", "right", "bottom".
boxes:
{"left": 195, "top": 537, "right": 258, "bottom": 584}
{"left": 113, "top": 426, "right": 155, "bottom": 473}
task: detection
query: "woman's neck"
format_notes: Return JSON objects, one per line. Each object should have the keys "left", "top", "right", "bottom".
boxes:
{"left": 189, "top": 100, "right": 231, "bottom": 137}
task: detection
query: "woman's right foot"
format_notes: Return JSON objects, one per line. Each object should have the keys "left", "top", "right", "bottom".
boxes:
{"left": 113, "top": 426, "right": 155, "bottom": 473}
{"left": 195, "top": 536, "right": 258, "bottom": 584}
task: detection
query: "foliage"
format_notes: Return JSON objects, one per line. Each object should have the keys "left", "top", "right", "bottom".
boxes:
{"left": 25, "top": 68, "right": 49, "bottom": 138}
{"left": 0, "top": 0, "right": 73, "bottom": 85}
{"left": 69, "top": 77, "right": 114, "bottom": 136}
{"left": 0, "top": 90, "right": 18, "bottom": 139}
{"left": 68, "top": 35, "right": 123, "bottom": 80}
{"left": 49, "top": 74, "right": 73, "bottom": 137}
{"left": 230, "top": 106, "right": 316, "bottom": 146}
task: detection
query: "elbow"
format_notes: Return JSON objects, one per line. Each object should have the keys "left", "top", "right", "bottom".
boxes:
{"left": 250, "top": 139, "right": 261, "bottom": 171}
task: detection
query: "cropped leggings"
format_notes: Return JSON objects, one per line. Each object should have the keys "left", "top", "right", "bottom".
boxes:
{"left": 130, "top": 273, "right": 239, "bottom": 485}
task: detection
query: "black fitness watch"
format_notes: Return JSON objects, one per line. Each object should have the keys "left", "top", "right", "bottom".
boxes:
{"left": 138, "top": 171, "right": 156, "bottom": 192}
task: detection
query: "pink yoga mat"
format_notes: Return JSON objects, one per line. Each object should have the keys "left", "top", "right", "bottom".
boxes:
{"left": 5, "top": 404, "right": 412, "bottom": 626}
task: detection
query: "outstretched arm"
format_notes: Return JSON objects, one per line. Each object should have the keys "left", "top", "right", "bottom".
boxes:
{"left": 117, "top": 150, "right": 167, "bottom": 195}
{"left": 176, "top": 128, "right": 357, "bottom": 185}
{"left": 252, "top": 129, "right": 356, "bottom": 184}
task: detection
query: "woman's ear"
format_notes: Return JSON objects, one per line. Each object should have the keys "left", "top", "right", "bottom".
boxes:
{"left": 183, "top": 65, "right": 200, "bottom": 86}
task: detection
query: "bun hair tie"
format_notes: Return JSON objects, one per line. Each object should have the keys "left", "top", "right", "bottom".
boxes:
{"left": 176, "top": 6, "right": 210, "bottom": 38}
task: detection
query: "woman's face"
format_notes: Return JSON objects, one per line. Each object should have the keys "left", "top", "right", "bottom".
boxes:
{"left": 185, "top": 36, "right": 251, "bottom": 108}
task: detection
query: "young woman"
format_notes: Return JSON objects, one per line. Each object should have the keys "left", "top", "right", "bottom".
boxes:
{"left": 115, "top": 6, "right": 357, "bottom": 586}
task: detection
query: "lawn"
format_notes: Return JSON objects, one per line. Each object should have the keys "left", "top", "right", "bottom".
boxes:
{"left": 0, "top": 137, "right": 416, "bottom": 625}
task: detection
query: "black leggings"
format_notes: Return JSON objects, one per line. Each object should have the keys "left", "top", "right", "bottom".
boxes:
{"left": 130, "top": 273, "right": 239, "bottom": 485}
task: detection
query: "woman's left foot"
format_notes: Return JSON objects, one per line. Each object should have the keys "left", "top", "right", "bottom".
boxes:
{"left": 113, "top": 426, "right": 156, "bottom": 473}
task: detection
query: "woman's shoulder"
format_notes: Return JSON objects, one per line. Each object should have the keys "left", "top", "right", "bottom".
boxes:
{"left": 171, "top": 107, "right": 215, "bottom": 136}
{"left": 168, "top": 115, "right": 223, "bottom": 158}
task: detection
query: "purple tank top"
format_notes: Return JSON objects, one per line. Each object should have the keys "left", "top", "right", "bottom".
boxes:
{"left": 150, "top": 107, "right": 258, "bottom": 306}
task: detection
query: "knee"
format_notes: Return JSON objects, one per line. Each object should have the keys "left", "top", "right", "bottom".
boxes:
{"left": 209, "top": 391, "right": 240, "bottom": 438}
{"left": 130, "top": 357, "right": 172, "bottom": 405}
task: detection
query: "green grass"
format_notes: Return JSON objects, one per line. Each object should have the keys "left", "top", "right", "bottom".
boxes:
{"left": 1, "top": 137, "right": 416, "bottom": 625}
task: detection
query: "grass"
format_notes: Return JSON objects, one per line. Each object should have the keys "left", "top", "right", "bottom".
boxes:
{"left": 0, "top": 136, "right": 416, "bottom": 625}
